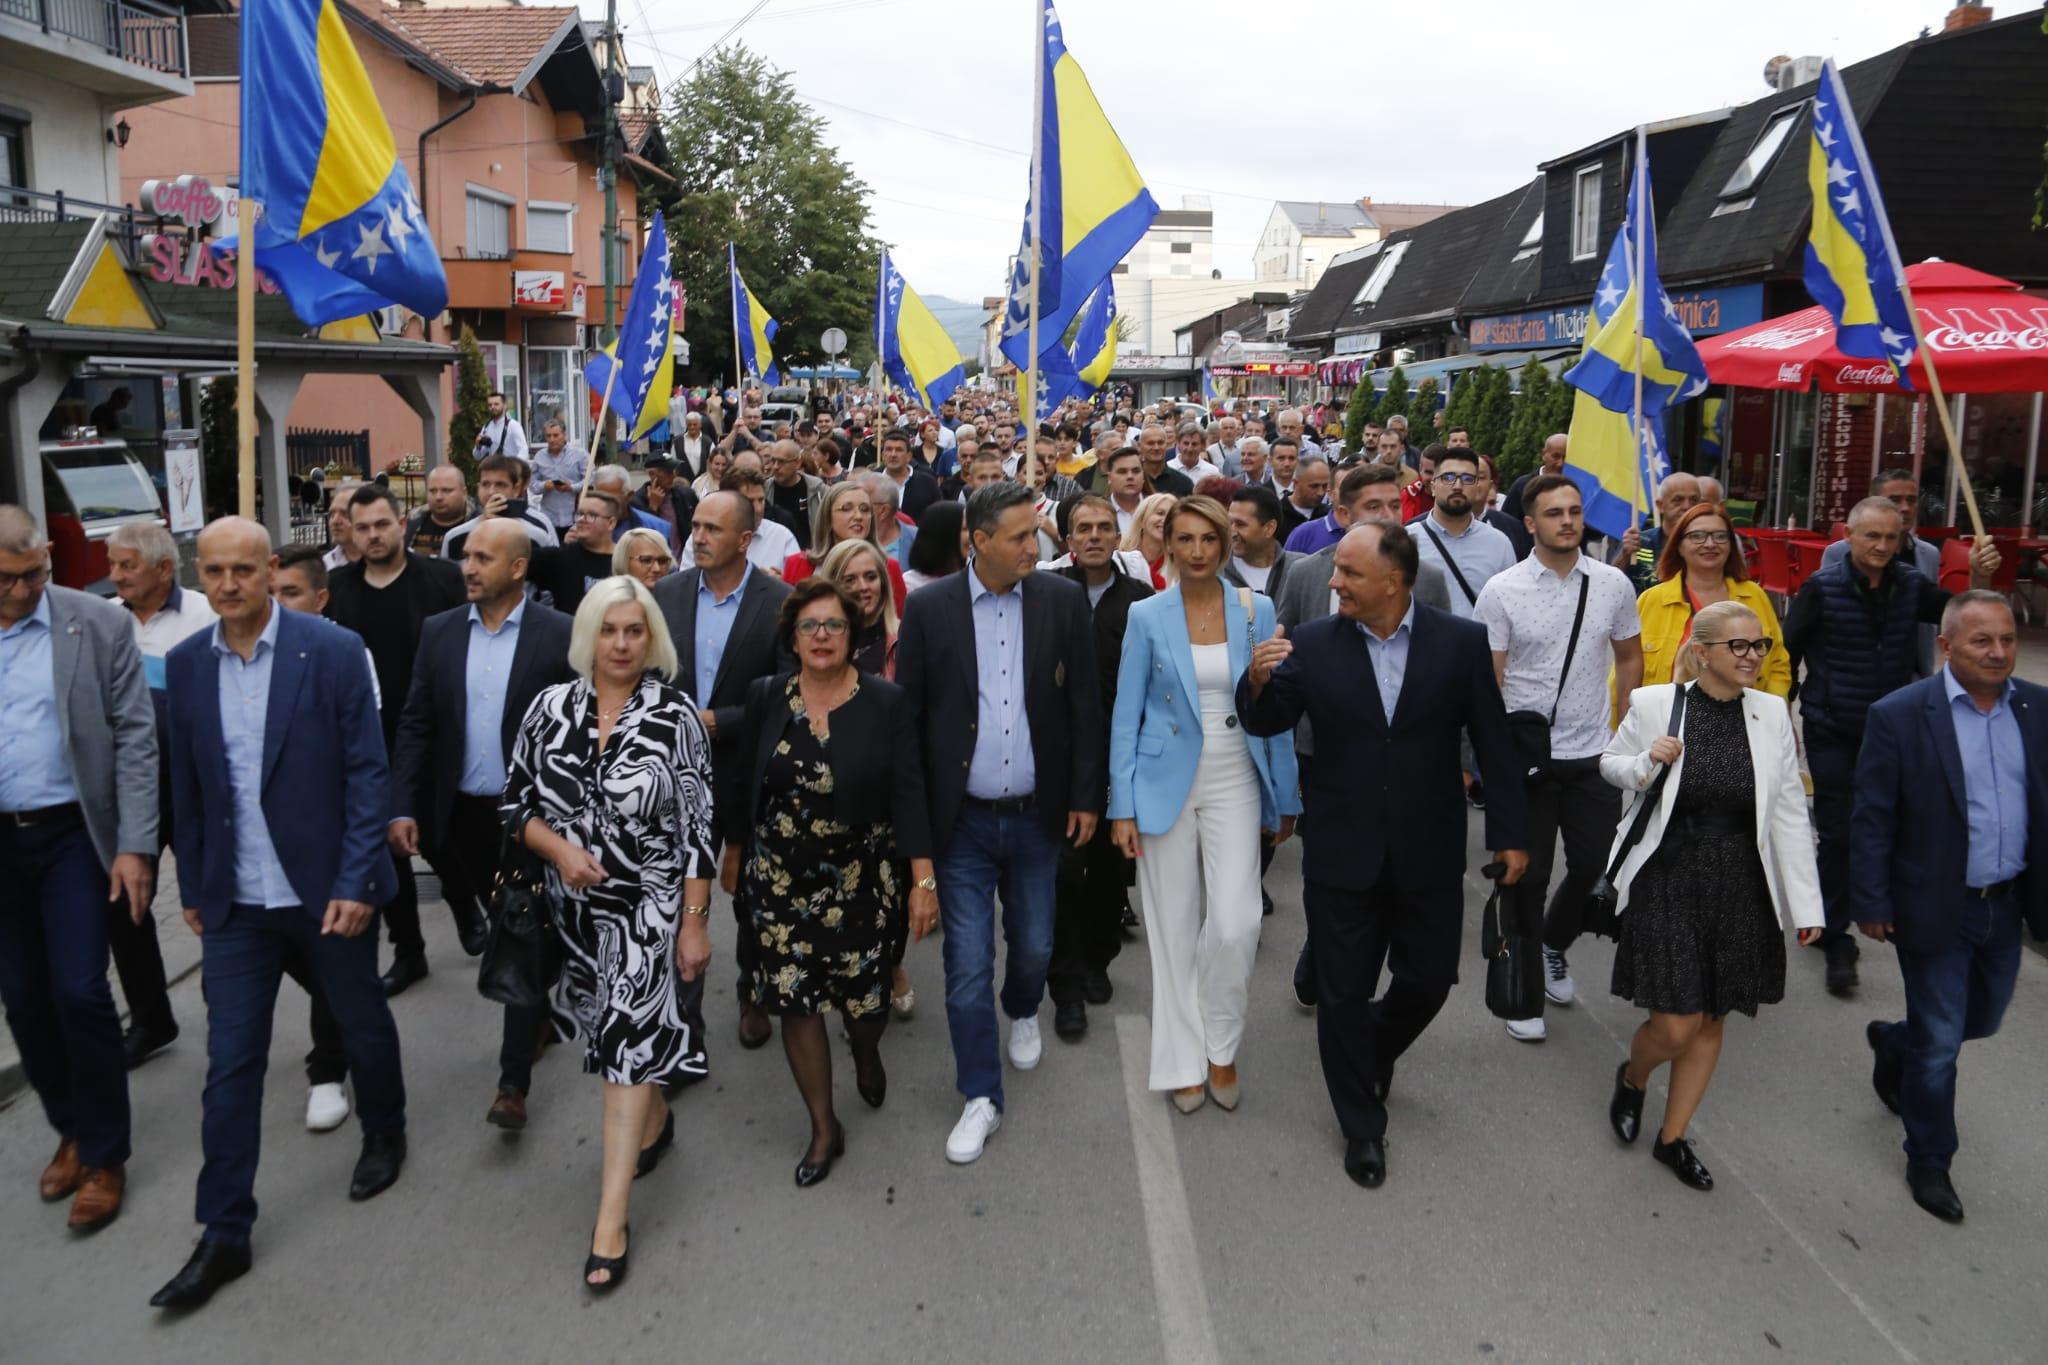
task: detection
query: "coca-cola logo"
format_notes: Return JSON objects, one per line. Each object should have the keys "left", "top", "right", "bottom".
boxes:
{"left": 1776, "top": 364, "right": 1804, "bottom": 383}
{"left": 1835, "top": 363, "right": 1898, "bottom": 387}
{"left": 1726, "top": 318, "right": 1834, "bottom": 352}
{"left": 141, "top": 174, "right": 238, "bottom": 226}
{"left": 1923, "top": 323, "right": 2048, "bottom": 352}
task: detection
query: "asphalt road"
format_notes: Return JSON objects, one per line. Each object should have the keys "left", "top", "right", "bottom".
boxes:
{"left": 2, "top": 828, "right": 2043, "bottom": 1364}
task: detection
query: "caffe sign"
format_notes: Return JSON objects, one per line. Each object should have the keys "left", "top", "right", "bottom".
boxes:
{"left": 139, "top": 174, "right": 244, "bottom": 227}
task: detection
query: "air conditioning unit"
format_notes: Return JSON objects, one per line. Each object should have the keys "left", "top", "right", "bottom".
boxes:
{"left": 1391, "top": 347, "right": 1416, "bottom": 367}
{"left": 1767, "top": 54, "right": 1825, "bottom": 91}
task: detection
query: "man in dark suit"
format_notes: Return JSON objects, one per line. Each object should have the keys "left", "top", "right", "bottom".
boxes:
{"left": 325, "top": 484, "right": 465, "bottom": 996}
{"left": 1854, "top": 591, "right": 2047, "bottom": 1224}
{"left": 1238, "top": 522, "right": 1528, "bottom": 1189}
{"left": 388, "top": 519, "right": 575, "bottom": 1131}
{"left": 154, "top": 518, "right": 407, "bottom": 1310}
{"left": 653, "top": 489, "right": 792, "bottom": 1050}
{"left": 1048, "top": 494, "right": 1151, "bottom": 1040}
{"left": 896, "top": 482, "right": 1103, "bottom": 1165}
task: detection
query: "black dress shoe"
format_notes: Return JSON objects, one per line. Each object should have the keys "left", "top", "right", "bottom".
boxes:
{"left": 1824, "top": 944, "right": 1858, "bottom": 998}
{"left": 123, "top": 1017, "right": 180, "bottom": 1070}
{"left": 348, "top": 1131, "right": 406, "bottom": 1201}
{"left": 1609, "top": 1062, "right": 1645, "bottom": 1144}
{"left": 1866, "top": 1021, "right": 1904, "bottom": 1115}
{"left": 1906, "top": 1165, "right": 1964, "bottom": 1222}
{"left": 795, "top": 1125, "right": 846, "bottom": 1188}
{"left": 1082, "top": 966, "right": 1113, "bottom": 1006}
{"left": 455, "top": 916, "right": 491, "bottom": 958}
{"left": 634, "top": 1111, "right": 675, "bottom": 1178}
{"left": 1652, "top": 1134, "right": 1713, "bottom": 1191}
{"left": 380, "top": 953, "right": 428, "bottom": 998}
{"left": 737, "top": 1005, "right": 772, "bottom": 1050}
{"left": 1466, "top": 780, "right": 1486, "bottom": 810}
{"left": 1371, "top": 1063, "right": 1394, "bottom": 1105}
{"left": 1054, "top": 998, "right": 1087, "bottom": 1040}
{"left": 584, "top": 1223, "right": 629, "bottom": 1292}
{"left": 1344, "top": 1137, "right": 1386, "bottom": 1189}
{"left": 150, "top": 1240, "right": 252, "bottom": 1310}
{"left": 1292, "top": 946, "right": 1317, "bottom": 1011}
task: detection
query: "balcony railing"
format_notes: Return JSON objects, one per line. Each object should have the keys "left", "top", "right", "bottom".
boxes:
{"left": 0, "top": 0, "right": 188, "bottom": 77}
{"left": 0, "top": 184, "right": 153, "bottom": 249}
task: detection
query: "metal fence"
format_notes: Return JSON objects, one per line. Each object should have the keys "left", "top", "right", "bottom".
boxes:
{"left": 0, "top": 0, "right": 188, "bottom": 75}
{"left": 287, "top": 428, "right": 371, "bottom": 479}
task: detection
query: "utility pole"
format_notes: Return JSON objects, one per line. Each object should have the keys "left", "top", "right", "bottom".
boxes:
{"left": 598, "top": 0, "right": 620, "bottom": 460}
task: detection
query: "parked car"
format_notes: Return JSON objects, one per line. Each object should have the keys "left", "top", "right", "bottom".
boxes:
{"left": 40, "top": 430, "right": 166, "bottom": 593}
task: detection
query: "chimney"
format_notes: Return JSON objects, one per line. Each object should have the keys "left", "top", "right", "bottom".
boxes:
{"left": 1943, "top": 2, "right": 1992, "bottom": 31}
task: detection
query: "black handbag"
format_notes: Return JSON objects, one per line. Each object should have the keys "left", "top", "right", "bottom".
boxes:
{"left": 477, "top": 830, "right": 562, "bottom": 1010}
{"left": 1504, "top": 574, "right": 1590, "bottom": 785}
{"left": 1581, "top": 683, "right": 1690, "bottom": 941}
{"left": 1481, "top": 867, "right": 1543, "bottom": 1022}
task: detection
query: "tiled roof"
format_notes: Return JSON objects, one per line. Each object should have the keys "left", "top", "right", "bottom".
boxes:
{"left": 0, "top": 220, "right": 93, "bottom": 320}
{"left": 375, "top": 3, "right": 581, "bottom": 88}
{"left": 620, "top": 110, "right": 660, "bottom": 154}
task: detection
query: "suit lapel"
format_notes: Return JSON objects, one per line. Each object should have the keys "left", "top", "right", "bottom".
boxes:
{"left": 261, "top": 614, "right": 310, "bottom": 791}
{"left": 1924, "top": 680, "right": 1968, "bottom": 818}
{"left": 1740, "top": 688, "right": 1773, "bottom": 843}
{"left": 710, "top": 574, "right": 763, "bottom": 701}
{"left": 670, "top": 570, "right": 701, "bottom": 688}
{"left": 46, "top": 593, "right": 82, "bottom": 753}
{"left": 1161, "top": 585, "right": 1198, "bottom": 709}
{"left": 954, "top": 573, "right": 979, "bottom": 700}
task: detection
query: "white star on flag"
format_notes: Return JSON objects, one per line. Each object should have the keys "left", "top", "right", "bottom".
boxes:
{"left": 1835, "top": 187, "right": 1862, "bottom": 218}
{"left": 1815, "top": 119, "right": 1838, "bottom": 149}
{"left": 1826, "top": 158, "right": 1854, "bottom": 189}
{"left": 314, "top": 238, "right": 340, "bottom": 270}
{"left": 352, "top": 220, "right": 390, "bottom": 274}
{"left": 385, "top": 204, "right": 414, "bottom": 248}
{"left": 1596, "top": 278, "right": 1624, "bottom": 312}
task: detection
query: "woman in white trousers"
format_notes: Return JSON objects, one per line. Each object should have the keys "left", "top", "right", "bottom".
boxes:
{"left": 1109, "top": 496, "right": 1298, "bottom": 1113}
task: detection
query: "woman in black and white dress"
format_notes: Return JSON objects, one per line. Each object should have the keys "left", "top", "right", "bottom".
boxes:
{"left": 502, "top": 575, "right": 715, "bottom": 1292}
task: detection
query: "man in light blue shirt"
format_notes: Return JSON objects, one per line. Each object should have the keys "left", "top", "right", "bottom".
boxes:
{"left": 1407, "top": 450, "right": 1517, "bottom": 620}
{"left": 0, "top": 594, "right": 82, "bottom": 810}
{"left": 1943, "top": 665, "right": 2027, "bottom": 889}
{"left": 1359, "top": 600, "right": 1413, "bottom": 724}
{"left": 212, "top": 605, "right": 299, "bottom": 908}
{"left": 460, "top": 599, "right": 524, "bottom": 796}
{"left": 693, "top": 561, "right": 750, "bottom": 708}
{"left": 966, "top": 568, "right": 1036, "bottom": 800}
{"left": 529, "top": 420, "right": 590, "bottom": 531}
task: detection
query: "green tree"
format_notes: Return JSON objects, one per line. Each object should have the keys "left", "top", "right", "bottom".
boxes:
{"left": 1408, "top": 377, "right": 1440, "bottom": 443}
{"left": 1343, "top": 374, "right": 1378, "bottom": 453}
{"left": 1544, "top": 370, "right": 1579, "bottom": 447}
{"left": 447, "top": 325, "right": 490, "bottom": 485}
{"left": 664, "top": 46, "right": 881, "bottom": 385}
{"left": 1470, "top": 364, "right": 1515, "bottom": 457}
{"left": 1502, "top": 357, "right": 1555, "bottom": 479}
{"left": 200, "top": 374, "right": 237, "bottom": 520}
{"left": 1372, "top": 365, "right": 1410, "bottom": 429}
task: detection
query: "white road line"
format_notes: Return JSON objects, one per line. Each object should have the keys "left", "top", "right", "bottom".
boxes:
{"left": 1577, "top": 998, "right": 1922, "bottom": 1365}
{"left": 1115, "top": 1013, "right": 1223, "bottom": 1365}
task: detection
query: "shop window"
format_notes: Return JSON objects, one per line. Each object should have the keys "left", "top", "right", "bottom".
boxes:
{"left": 527, "top": 201, "right": 574, "bottom": 254}
{"left": 465, "top": 187, "right": 511, "bottom": 260}
{"left": 1571, "top": 165, "right": 1601, "bottom": 260}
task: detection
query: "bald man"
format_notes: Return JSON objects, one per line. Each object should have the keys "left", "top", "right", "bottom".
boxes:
{"left": 1614, "top": 472, "right": 1703, "bottom": 593}
{"left": 1503, "top": 434, "right": 1568, "bottom": 523}
{"left": 406, "top": 465, "right": 474, "bottom": 557}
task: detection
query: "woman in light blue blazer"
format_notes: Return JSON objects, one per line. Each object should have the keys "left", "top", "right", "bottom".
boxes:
{"left": 1109, "top": 496, "right": 1298, "bottom": 1113}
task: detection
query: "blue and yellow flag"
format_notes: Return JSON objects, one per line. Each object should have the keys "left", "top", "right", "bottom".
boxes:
{"left": 1803, "top": 58, "right": 1917, "bottom": 388}
{"left": 1070, "top": 280, "right": 1118, "bottom": 394}
{"left": 1562, "top": 130, "right": 1706, "bottom": 540}
{"left": 877, "top": 249, "right": 965, "bottom": 412}
{"left": 729, "top": 245, "right": 779, "bottom": 386}
{"left": 238, "top": 0, "right": 447, "bottom": 326}
{"left": 998, "top": 2, "right": 1158, "bottom": 373}
{"left": 581, "top": 211, "right": 675, "bottom": 440}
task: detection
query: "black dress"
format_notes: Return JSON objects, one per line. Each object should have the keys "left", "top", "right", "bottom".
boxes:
{"left": 742, "top": 677, "right": 906, "bottom": 1017}
{"left": 1612, "top": 687, "right": 1785, "bottom": 1018}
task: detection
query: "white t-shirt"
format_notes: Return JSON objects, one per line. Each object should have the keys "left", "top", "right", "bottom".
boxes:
{"left": 1473, "top": 553, "right": 1641, "bottom": 761}
{"left": 1232, "top": 557, "right": 1274, "bottom": 593}
{"left": 745, "top": 518, "right": 800, "bottom": 575}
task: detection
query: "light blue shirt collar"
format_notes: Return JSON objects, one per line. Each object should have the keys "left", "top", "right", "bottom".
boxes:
{"left": 7, "top": 592, "right": 54, "bottom": 635}
{"left": 210, "top": 601, "right": 280, "bottom": 658}
{"left": 1942, "top": 664, "right": 2014, "bottom": 712}
{"left": 469, "top": 596, "right": 527, "bottom": 634}
{"left": 699, "top": 562, "right": 752, "bottom": 606}
{"left": 967, "top": 559, "right": 1019, "bottom": 604}
{"left": 1359, "top": 600, "right": 1415, "bottom": 643}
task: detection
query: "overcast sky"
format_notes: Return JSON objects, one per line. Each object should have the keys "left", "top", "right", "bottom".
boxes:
{"left": 593, "top": 0, "right": 1959, "bottom": 318}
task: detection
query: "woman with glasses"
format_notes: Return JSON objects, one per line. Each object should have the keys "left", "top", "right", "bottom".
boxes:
{"left": 611, "top": 527, "right": 675, "bottom": 590}
{"left": 781, "top": 481, "right": 909, "bottom": 614}
{"left": 1632, "top": 502, "right": 1789, "bottom": 696}
{"left": 1599, "top": 599, "right": 1823, "bottom": 1192}
{"left": 720, "top": 579, "right": 936, "bottom": 1185}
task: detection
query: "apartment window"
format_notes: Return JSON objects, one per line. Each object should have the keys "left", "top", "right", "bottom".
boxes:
{"left": 1169, "top": 241, "right": 1192, "bottom": 254}
{"left": 1112, "top": 263, "right": 1129, "bottom": 274}
{"left": 527, "top": 200, "right": 574, "bottom": 254}
{"left": 1570, "top": 165, "right": 1601, "bottom": 260}
{"left": 0, "top": 113, "right": 26, "bottom": 191}
{"left": 1719, "top": 104, "right": 1803, "bottom": 204}
{"left": 465, "top": 186, "right": 512, "bottom": 260}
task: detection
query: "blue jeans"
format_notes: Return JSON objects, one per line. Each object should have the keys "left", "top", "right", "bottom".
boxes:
{"left": 0, "top": 815, "right": 130, "bottom": 1169}
{"left": 197, "top": 904, "right": 407, "bottom": 1246}
{"left": 935, "top": 803, "right": 1061, "bottom": 1111}
{"left": 1878, "top": 894, "right": 2022, "bottom": 1172}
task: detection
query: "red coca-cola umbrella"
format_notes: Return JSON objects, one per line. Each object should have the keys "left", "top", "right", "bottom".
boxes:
{"left": 1697, "top": 261, "right": 2048, "bottom": 393}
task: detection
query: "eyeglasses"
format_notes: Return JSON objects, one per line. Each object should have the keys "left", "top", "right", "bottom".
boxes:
{"left": 0, "top": 565, "right": 49, "bottom": 592}
{"left": 575, "top": 510, "right": 613, "bottom": 522}
{"left": 795, "top": 618, "right": 849, "bottom": 637}
{"left": 1704, "top": 637, "right": 1774, "bottom": 658}
{"left": 629, "top": 554, "right": 670, "bottom": 569}
{"left": 1432, "top": 472, "right": 1478, "bottom": 485}
{"left": 1682, "top": 530, "right": 1733, "bottom": 546}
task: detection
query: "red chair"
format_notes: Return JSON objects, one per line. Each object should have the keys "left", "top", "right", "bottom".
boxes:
{"left": 1785, "top": 538, "right": 1833, "bottom": 597}
{"left": 1749, "top": 534, "right": 1793, "bottom": 596}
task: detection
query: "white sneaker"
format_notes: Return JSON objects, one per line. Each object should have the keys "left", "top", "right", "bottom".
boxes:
{"left": 1543, "top": 947, "right": 1576, "bottom": 1006}
{"left": 945, "top": 1097, "right": 1002, "bottom": 1164}
{"left": 1008, "top": 1015, "right": 1042, "bottom": 1070}
{"left": 1505, "top": 1016, "right": 1548, "bottom": 1043}
{"left": 305, "top": 1082, "right": 351, "bottom": 1131}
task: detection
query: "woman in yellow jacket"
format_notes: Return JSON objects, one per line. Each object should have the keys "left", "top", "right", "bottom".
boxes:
{"left": 1635, "top": 502, "right": 1790, "bottom": 696}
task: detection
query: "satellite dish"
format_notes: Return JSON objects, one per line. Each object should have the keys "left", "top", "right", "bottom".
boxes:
{"left": 1763, "top": 54, "right": 1792, "bottom": 89}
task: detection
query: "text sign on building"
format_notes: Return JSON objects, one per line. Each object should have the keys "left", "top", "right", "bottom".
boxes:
{"left": 1212, "top": 361, "right": 1316, "bottom": 377}
{"left": 141, "top": 235, "right": 279, "bottom": 294}
{"left": 139, "top": 174, "right": 243, "bottom": 227}
{"left": 514, "top": 270, "right": 566, "bottom": 307}
{"left": 1467, "top": 283, "right": 1765, "bottom": 352}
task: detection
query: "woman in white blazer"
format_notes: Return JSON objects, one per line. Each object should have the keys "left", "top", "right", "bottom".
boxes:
{"left": 1109, "top": 496, "right": 1298, "bottom": 1114}
{"left": 1599, "top": 600, "right": 1823, "bottom": 1192}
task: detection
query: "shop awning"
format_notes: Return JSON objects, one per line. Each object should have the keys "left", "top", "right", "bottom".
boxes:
{"left": 1319, "top": 346, "right": 1575, "bottom": 392}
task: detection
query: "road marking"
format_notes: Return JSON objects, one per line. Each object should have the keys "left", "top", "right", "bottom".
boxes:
{"left": 1115, "top": 1013, "right": 1222, "bottom": 1365}
{"left": 1578, "top": 999, "right": 1921, "bottom": 1365}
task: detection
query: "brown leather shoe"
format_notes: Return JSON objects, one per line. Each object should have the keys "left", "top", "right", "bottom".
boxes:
{"left": 485, "top": 1087, "right": 528, "bottom": 1131}
{"left": 68, "top": 1166, "right": 124, "bottom": 1231}
{"left": 737, "top": 1004, "right": 772, "bottom": 1050}
{"left": 39, "top": 1139, "right": 81, "bottom": 1202}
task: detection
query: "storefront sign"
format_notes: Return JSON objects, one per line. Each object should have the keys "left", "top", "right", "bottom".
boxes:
{"left": 1467, "top": 283, "right": 1766, "bottom": 351}
{"left": 1333, "top": 330, "right": 1380, "bottom": 355}
{"left": 1212, "top": 361, "right": 1316, "bottom": 377}
{"left": 514, "top": 270, "right": 566, "bottom": 307}
{"left": 140, "top": 234, "right": 278, "bottom": 293}
{"left": 163, "top": 428, "right": 203, "bottom": 534}
{"left": 1814, "top": 392, "right": 1876, "bottom": 527}
{"left": 139, "top": 174, "right": 242, "bottom": 226}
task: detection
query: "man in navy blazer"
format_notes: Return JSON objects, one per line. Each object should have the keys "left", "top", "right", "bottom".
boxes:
{"left": 152, "top": 518, "right": 407, "bottom": 1310}
{"left": 1853, "top": 590, "right": 2046, "bottom": 1223}
{"left": 1238, "top": 522, "right": 1528, "bottom": 1190}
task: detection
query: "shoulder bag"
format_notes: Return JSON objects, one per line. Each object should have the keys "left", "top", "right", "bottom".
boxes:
{"left": 1503, "top": 573, "right": 1590, "bottom": 785}
{"left": 1580, "top": 683, "right": 1689, "bottom": 941}
{"left": 1421, "top": 522, "right": 1479, "bottom": 607}
{"left": 1481, "top": 863, "right": 1543, "bottom": 1022}
{"left": 476, "top": 827, "right": 563, "bottom": 1010}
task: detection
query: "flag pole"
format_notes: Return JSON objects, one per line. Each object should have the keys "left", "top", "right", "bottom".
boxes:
{"left": 1021, "top": 0, "right": 1045, "bottom": 490}
{"left": 1897, "top": 288, "right": 1985, "bottom": 542}
{"left": 580, "top": 361, "right": 619, "bottom": 497}
{"left": 1631, "top": 127, "right": 1652, "bottom": 533}
{"left": 730, "top": 243, "right": 746, "bottom": 451}
{"left": 235, "top": 194, "right": 257, "bottom": 520}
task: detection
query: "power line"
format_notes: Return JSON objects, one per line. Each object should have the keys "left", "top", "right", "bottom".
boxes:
{"left": 677, "top": 0, "right": 776, "bottom": 78}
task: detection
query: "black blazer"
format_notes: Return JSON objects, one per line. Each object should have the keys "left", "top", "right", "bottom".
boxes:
{"left": 326, "top": 551, "right": 465, "bottom": 644}
{"left": 720, "top": 672, "right": 933, "bottom": 861}
{"left": 652, "top": 565, "right": 793, "bottom": 803}
{"left": 1237, "top": 603, "right": 1528, "bottom": 896}
{"left": 1852, "top": 673, "right": 2048, "bottom": 949}
{"left": 390, "top": 601, "right": 576, "bottom": 848}
{"left": 1054, "top": 562, "right": 1152, "bottom": 741}
{"left": 896, "top": 567, "right": 1105, "bottom": 854}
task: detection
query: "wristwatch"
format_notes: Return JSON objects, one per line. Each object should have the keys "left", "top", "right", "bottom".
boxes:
{"left": 915, "top": 875, "right": 938, "bottom": 892}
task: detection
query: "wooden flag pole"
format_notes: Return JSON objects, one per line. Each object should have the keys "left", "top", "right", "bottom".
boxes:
{"left": 235, "top": 193, "right": 258, "bottom": 520}
{"left": 579, "top": 357, "right": 620, "bottom": 498}
{"left": 1021, "top": 0, "right": 1045, "bottom": 491}
{"left": 1630, "top": 127, "right": 1653, "bottom": 533}
{"left": 1898, "top": 296, "right": 1986, "bottom": 542}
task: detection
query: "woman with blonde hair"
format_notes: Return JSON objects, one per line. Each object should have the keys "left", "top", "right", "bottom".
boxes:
{"left": 1119, "top": 491, "right": 1177, "bottom": 589}
{"left": 1599, "top": 598, "right": 1822, "bottom": 1192}
{"left": 611, "top": 527, "right": 675, "bottom": 590}
{"left": 782, "top": 481, "right": 908, "bottom": 613}
{"left": 691, "top": 447, "right": 732, "bottom": 500}
{"left": 501, "top": 575, "right": 715, "bottom": 1289}
{"left": 820, "top": 538, "right": 898, "bottom": 682}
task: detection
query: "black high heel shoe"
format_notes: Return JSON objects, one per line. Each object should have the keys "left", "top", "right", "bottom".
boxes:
{"left": 634, "top": 1111, "right": 675, "bottom": 1179}
{"left": 584, "top": 1223, "right": 630, "bottom": 1292}
{"left": 1609, "top": 1062, "right": 1644, "bottom": 1145}
{"left": 850, "top": 1036, "right": 887, "bottom": 1110}
{"left": 795, "top": 1125, "right": 846, "bottom": 1188}
{"left": 1652, "top": 1134, "right": 1714, "bottom": 1191}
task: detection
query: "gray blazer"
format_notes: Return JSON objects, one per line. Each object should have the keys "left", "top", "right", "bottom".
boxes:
{"left": 45, "top": 585, "right": 158, "bottom": 867}
{"left": 1271, "top": 546, "right": 1450, "bottom": 758}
